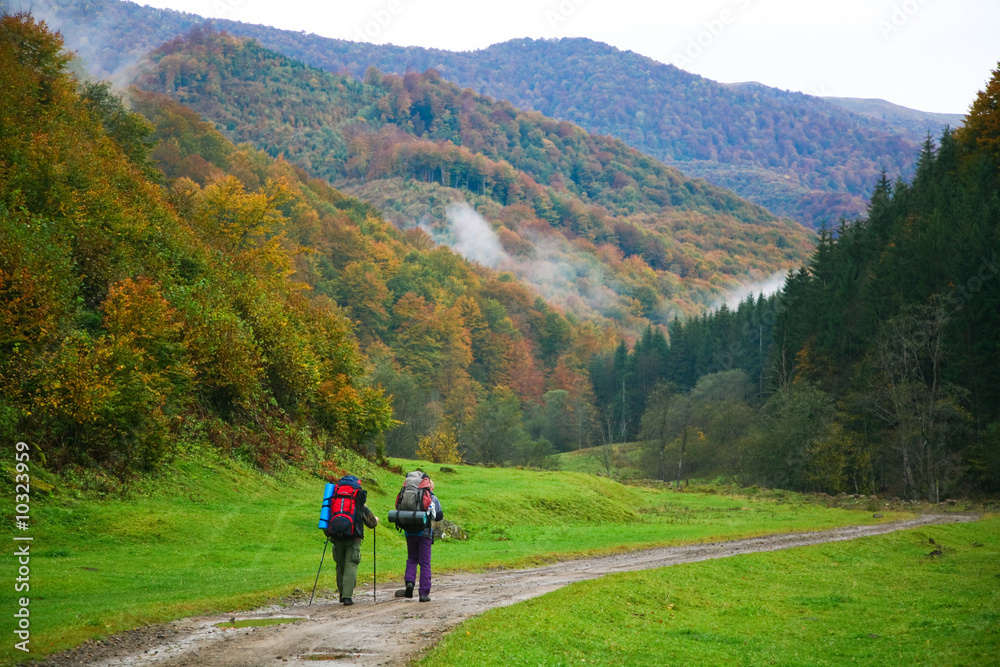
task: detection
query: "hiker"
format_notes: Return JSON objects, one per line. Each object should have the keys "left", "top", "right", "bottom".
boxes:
{"left": 325, "top": 475, "right": 378, "bottom": 606}
{"left": 394, "top": 471, "right": 443, "bottom": 602}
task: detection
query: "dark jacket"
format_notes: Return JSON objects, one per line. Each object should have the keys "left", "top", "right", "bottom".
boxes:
{"left": 403, "top": 493, "right": 443, "bottom": 541}
{"left": 331, "top": 475, "right": 378, "bottom": 541}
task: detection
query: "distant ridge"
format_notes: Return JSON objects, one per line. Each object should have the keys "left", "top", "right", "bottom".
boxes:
{"left": 721, "top": 82, "right": 963, "bottom": 129}
{"left": 23, "top": 0, "right": 952, "bottom": 229}
{"left": 820, "top": 96, "right": 965, "bottom": 133}
{"left": 128, "top": 29, "right": 814, "bottom": 327}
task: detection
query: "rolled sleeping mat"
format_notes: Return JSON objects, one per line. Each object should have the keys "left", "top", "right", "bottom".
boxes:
{"left": 388, "top": 509, "right": 430, "bottom": 526}
{"left": 318, "top": 482, "right": 335, "bottom": 530}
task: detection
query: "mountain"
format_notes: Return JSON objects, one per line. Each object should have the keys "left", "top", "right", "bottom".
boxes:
{"left": 771, "top": 68, "right": 1000, "bottom": 496}
{"left": 305, "top": 40, "right": 949, "bottom": 228}
{"left": 821, "top": 96, "right": 965, "bottom": 134}
{"left": 0, "top": 14, "right": 391, "bottom": 476}
{"left": 126, "top": 29, "right": 812, "bottom": 328}
{"left": 150, "top": 32, "right": 809, "bottom": 320}
{"left": 20, "top": 0, "right": 945, "bottom": 230}
{"left": 21, "top": 0, "right": 957, "bottom": 229}
{"left": 121, "top": 27, "right": 821, "bottom": 465}
{"left": 0, "top": 13, "right": 624, "bottom": 470}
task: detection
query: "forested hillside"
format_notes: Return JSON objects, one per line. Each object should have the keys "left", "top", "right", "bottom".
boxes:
{"left": 0, "top": 14, "right": 391, "bottom": 478}
{"left": 24, "top": 0, "right": 943, "bottom": 228}
{"left": 820, "top": 96, "right": 965, "bottom": 134}
{"left": 21, "top": 0, "right": 947, "bottom": 229}
{"left": 5, "top": 9, "right": 992, "bottom": 501}
{"left": 128, "top": 29, "right": 812, "bottom": 327}
{"left": 772, "top": 75, "right": 1000, "bottom": 497}
{"left": 289, "top": 38, "right": 928, "bottom": 228}
{"left": 0, "top": 15, "right": 611, "bottom": 477}
{"left": 589, "top": 66, "right": 1000, "bottom": 499}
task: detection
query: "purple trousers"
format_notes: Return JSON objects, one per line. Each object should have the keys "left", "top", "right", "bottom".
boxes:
{"left": 404, "top": 536, "right": 433, "bottom": 596}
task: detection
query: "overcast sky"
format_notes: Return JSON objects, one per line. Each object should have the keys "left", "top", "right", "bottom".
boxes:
{"left": 138, "top": 0, "right": 997, "bottom": 114}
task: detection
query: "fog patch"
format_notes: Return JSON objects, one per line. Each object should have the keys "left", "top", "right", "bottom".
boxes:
{"left": 419, "top": 203, "right": 511, "bottom": 268}
{"left": 425, "top": 203, "right": 641, "bottom": 325}
{"left": 716, "top": 271, "right": 788, "bottom": 310}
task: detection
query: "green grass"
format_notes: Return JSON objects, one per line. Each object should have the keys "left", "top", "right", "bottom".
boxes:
{"left": 214, "top": 617, "right": 303, "bottom": 628}
{"left": 1, "top": 453, "right": 913, "bottom": 664}
{"left": 556, "top": 443, "right": 648, "bottom": 479}
{"left": 419, "top": 516, "right": 1000, "bottom": 666}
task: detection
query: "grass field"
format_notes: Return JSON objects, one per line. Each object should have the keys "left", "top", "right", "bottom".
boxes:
{"left": 2, "top": 451, "right": 914, "bottom": 663}
{"left": 419, "top": 516, "right": 1000, "bottom": 666}
{"left": 556, "top": 443, "right": 647, "bottom": 479}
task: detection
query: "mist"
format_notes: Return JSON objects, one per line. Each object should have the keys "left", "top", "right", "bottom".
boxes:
{"left": 716, "top": 271, "right": 789, "bottom": 310}
{"left": 427, "top": 203, "right": 646, "bottom": 328}
{"left": 443, "top": 203, "right": 510, "bottom": 268}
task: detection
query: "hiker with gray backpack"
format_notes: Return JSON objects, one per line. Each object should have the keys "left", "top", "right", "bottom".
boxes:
{"left": 390, "top": 470, "right": 443, "bottom": 602}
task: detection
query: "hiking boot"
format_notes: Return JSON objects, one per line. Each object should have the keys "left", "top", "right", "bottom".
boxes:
{"left": 342, "top": 598, "right": 353, "bottom": 606}
{"left": 394, "top": 581, "right": 414, "bottom": 598}
{"left": 419, "top": 595, "right": 431, "bottom": 602}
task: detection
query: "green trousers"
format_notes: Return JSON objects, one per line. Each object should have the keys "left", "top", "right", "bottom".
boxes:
{"left": 332, "top": 539, "right": 362, "bottom": 600}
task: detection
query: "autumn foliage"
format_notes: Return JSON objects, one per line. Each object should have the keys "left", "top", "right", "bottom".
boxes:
{"left": 0, "top": 15, "right": 393, "bottom": 477}
{"left": 0, "top": 16, "right": 619, "bottom": 477}
{"left": 130, "top": 29, "right": 813, "bottom": 326}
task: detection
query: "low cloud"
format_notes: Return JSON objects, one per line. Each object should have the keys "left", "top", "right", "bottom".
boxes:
{"left": 717, "top": 271, "right": 789, "bottom": 310}
{"left": 427, "top": 203, "right": 636, "bottom": 325}
{"left": 425, "top": 203, "right": 510, "bottom": 268}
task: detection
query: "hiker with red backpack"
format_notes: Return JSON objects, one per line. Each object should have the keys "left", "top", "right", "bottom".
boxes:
{"left": 321, "top": 475, "right": 378, "bottom": 606}
{"left": 391, "top": 470, "right": 443, "bottom": 602}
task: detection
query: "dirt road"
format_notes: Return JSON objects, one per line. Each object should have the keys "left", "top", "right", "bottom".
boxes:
{"left": 43, "top": 514, "right": 975, "bottom": 667}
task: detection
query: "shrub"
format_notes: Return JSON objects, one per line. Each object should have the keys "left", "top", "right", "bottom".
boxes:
{"left": 416, "top": 427, "right": 463, "bottom": 464}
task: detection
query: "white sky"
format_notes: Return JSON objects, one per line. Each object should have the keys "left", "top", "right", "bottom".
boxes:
{"left": 138, "top": 0, "right": 998, "bottom": 114}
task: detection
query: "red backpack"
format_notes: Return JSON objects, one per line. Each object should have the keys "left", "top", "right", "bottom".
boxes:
{"left": 326, "top": 483, "right": 359, "bottom": 539}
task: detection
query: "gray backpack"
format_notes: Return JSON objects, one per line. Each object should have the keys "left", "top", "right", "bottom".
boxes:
{"left": 389, "top": 471, "right": 432, "bottom": 527}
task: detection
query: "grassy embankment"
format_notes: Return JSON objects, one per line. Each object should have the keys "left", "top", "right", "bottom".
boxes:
{"left": 2, "top": 452, "right": 913, "bottom": 663}
{"left": 420, "top": 515, "right": 1000, "bottom": 666}
{"left": 556, "top": 444, "right": 647, "bottom": 479}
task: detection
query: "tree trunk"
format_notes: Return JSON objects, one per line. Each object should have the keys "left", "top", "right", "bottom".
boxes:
{"left": 677, "top": 426, "right": 687, "bottom": 490}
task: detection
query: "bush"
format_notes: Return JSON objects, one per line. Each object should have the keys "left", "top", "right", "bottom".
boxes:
{"left": 416, "top": 427, "right": 462, "bottom": 464}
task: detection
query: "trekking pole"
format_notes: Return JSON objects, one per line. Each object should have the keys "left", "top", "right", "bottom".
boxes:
{"left": 309, "top": 536, "right": 330, "bottom": 606}
{"left": 373, "top": 525, "right": 377, "bottom": 603}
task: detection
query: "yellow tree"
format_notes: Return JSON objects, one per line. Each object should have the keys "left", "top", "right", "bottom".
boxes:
{"left": 416, "top": 427, "right": 462, "bottom": 464}
{"left": 956, "top": 62, "right": 1000, "bottom": 163}
{"left": 193, "top": 175, "right": 292, "bottom": 255}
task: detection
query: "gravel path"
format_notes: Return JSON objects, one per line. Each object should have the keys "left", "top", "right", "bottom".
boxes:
{"left": 39, "top": 514, "right": 976, "bottom": 667}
